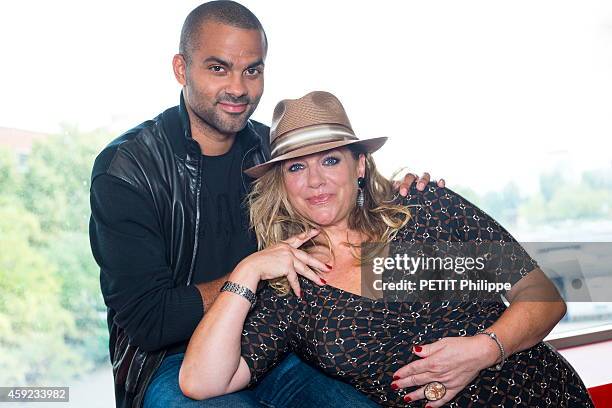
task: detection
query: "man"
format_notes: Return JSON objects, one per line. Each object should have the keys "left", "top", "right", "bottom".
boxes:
{"left": 89, "top": 2, "right": 444, "bottom": 407}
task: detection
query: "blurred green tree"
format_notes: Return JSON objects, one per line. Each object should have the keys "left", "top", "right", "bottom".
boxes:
{"left": 20, "top": 125, "right": 109, "bottom": 235}
{"left": 0, "top": 126, "right": 111, "bottom": 385}
{"left": 0, "top": 198, "right": 82, "bottom": 384}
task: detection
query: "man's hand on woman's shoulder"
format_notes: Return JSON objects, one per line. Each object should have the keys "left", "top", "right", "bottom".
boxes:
{"left": 395, "top": 172, "right": 445, "bottom": 197}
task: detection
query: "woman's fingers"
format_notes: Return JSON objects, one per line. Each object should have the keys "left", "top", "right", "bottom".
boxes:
{"left": 412, "top": 342, "right": 439, "bottom": 358}
{"left": 402, "top": 384, "right": 458, "bottom": 407}
{"left": 286, "top": 269, "right": 302, "bottom": 297}
{"left": 401, "top": 385, "right": 427, "bottom": 404}
{"left": 257, "top": 229, "right": 330, "bottom": 293}
{"left": 404, "top": 381, "right": 457, "bottom": 408}
{"left": 293, "top": 259, "right": 326, "bottom": 285}
{"left": 392, "top": 372, "right": 432, "bottom": 390}
{"left": 392, "top": 357, "right": 431, "bottom": 380}
{"left": 280, "top": 229, "right": 332, "bottom": 273}
{"left": 273, "top": 256, "right": 325, "bottom": 299}
{"left": 292, "top": 248, "right": 331, "bottom": 274}
{"left": 393, "top": 341, "right": 447, "bottom": 381}
{"left": 283, "top": 229, "right": 320, "bottom": 249}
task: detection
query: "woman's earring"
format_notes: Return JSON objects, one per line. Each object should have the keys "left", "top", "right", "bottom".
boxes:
{"left": 357, "top": 177, "right": 365, "bottom": 208}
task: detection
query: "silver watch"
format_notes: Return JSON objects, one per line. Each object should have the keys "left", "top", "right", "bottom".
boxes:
{"left": 220, "top": 281, "right": 257, "bottom": 310}
{"left": 476, "top": 330, "right": 506, "bottom": 371}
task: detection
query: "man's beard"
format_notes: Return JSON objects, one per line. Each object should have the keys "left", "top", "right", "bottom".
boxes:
{"left": 189, "top": 90, "right": 259, "bottom": 135}
{"left": 197, "top": 105, "right": 252, "bottom": 134}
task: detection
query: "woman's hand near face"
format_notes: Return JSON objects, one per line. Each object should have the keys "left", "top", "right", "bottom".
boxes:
{"left": 180, "top": 229, "right": 329, "bottom": 400}
{"left": 230, "top": 229, "right": 329, "bottom": 296}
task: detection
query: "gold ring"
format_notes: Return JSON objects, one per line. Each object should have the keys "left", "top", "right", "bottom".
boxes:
{"left": 424, "top": 381, "right": 446, "bottom": 401}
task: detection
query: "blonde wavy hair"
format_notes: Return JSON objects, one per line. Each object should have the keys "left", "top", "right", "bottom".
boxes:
{"left": 247, "top": 146, "right": 412, "bottom": 296}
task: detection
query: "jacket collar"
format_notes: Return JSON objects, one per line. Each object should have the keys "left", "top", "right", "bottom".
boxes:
{"left": 164, "top": 91, "right": 263, "bottom": 159}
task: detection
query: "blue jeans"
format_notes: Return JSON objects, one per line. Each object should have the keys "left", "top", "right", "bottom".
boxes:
{"left": 143, "top": 352, "right": 378, "bottom": 408}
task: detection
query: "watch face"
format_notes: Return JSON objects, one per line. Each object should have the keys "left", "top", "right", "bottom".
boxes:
{"left": 424, "top": 381, "right": 446, "bottom": 401}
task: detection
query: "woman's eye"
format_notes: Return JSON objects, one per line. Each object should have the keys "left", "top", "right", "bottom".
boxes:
{"left": 323, "top": 156, "right": 340, "bottom": 166}
{"left": 288, "top": 163, "right": 304, "bottom": 172}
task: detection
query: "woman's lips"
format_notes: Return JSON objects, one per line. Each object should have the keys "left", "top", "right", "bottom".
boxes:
{"left": 218, "top": 102, "right": 247, "bottom": 114}
{"left": 307, "top": 194, "right": 332, "bottom": 205}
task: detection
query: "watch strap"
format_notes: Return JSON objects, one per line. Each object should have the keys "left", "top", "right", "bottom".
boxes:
{"left": 220, "top": 281, "right": 257, "bottom": 311}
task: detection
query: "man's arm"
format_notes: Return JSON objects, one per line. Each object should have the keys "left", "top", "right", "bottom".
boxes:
{"left": 195, "top": 276, "right": 227, "bottom": 312}
{"left": 90, "top": 174, "right": 205, "bottom": 352}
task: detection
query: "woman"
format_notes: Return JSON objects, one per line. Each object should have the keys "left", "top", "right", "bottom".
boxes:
{"left": 179, "top": 91, "right": 593, "bottom": 407}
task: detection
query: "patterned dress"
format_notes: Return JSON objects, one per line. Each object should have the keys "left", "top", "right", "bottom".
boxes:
{"left": 240, "top": 184, "right": 594, "bottom": 407}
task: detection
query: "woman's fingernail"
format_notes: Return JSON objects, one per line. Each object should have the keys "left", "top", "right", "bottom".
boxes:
{"left": 413, "top": 345, "right": 422, "bottom": 353}
{"left": 403, "top": 395, "right": 412, "bottom": 402}
{"left": 393, "top": 375, "right": 400, "bottom": 381}
{"left": 320, "top": 278, "right": 327, "bottom": 284}
{"left": 325, "top": 263, "right": 333, "bottom": 269}
{"left": 391, "top": 383, "right": 399, "bottom": 390}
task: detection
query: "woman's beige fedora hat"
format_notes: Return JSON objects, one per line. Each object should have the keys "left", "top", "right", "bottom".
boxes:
{"left": 244, "top": 91, "right": 387, "bottom": 178}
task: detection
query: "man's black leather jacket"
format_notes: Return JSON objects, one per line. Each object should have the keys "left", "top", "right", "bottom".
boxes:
{"left": 90, "top": 94, "right": 269, "bottom": 408}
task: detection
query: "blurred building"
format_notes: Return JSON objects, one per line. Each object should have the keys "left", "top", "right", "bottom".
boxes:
{"left": 0, "top": 126, "right": 49, "bottom": 171}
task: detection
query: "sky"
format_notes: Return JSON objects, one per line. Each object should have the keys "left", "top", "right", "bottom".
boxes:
{"left": 1, "top": 0, "right": 611, "bottom": 194}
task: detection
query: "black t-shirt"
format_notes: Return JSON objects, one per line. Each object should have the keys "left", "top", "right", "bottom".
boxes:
{"left": 194, "top": 138, "right": 258, "bottom": 284}
{"left": 166, "top": 138, "right": 258, "bottom": 355}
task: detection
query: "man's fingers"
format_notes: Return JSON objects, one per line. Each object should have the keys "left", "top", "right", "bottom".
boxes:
{"left": 398, "top": 173, "right": 417, "bottom": 197}
{"left": 292, "top": 249, "right": 331, "bottom": 273}
{"left": 416, "top": 172, "right": 431, "bottom": 190}
{"left": 293, "top": 259, "right": 326, "bottom": 285}
{"left": 397, "top": 171, "right": 443, "bottom": 195}
{"left": 285, "top": 229, "right": 320, "bottom": 249}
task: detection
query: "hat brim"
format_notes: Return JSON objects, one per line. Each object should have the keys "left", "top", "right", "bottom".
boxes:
{"left": 244, "top": 136, "right": 388, "bottom": 179}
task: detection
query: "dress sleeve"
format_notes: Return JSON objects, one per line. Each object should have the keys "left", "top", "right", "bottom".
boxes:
{"left": 241, "top": 282, "right": 293, "bottom": 386}
{"left": 446, "top": 187, "right": 539, "bottom": 292}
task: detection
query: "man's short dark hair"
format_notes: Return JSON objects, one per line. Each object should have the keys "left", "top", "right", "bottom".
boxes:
{"left": 179, "top": 0, "right": 267, "bottom": 64}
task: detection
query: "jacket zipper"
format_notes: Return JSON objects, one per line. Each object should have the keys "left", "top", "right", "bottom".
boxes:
{"left": 188, "top": 141, "right": 256, "bottom": 285}
{"left": 241, "top": 144, "right": 257, "bottom": 194}
{"left": 186, "top": 154, "right": 203, "bottom": 286}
